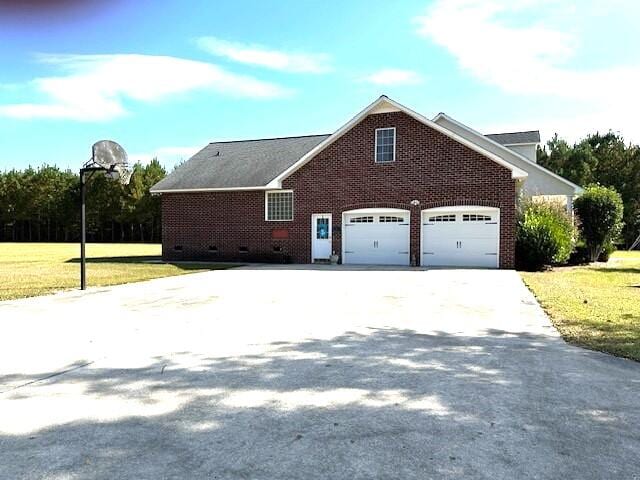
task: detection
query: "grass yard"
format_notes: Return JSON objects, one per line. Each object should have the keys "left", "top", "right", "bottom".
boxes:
{"left": 0, "top": 242, "right": 233, "bottom": 301}
{"left": 521, "top": 251, "right": 640, "bottom": 361}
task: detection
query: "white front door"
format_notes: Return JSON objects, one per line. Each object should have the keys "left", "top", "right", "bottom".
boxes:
{"left": 311, "top": 214, "right": 332, "bottom": 261}
{"left": 343, "top": 210, "right": 410, "bottom": 265}
{"left": 421, "top": 207, "right": 500, "bottom": 268}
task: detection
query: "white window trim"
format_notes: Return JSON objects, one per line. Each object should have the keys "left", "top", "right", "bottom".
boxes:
{"left": 374, "top": 127, "right": 396, "bottom": 163}
{"left": 265, "top": 189, "right": 294, "bottom": 221}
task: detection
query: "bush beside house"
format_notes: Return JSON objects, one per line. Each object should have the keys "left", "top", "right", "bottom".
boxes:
{"left": 516, "top": 200, "right": 576, "bottom": 271}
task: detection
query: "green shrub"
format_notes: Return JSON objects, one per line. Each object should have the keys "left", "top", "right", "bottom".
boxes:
{"left": 574, "top": 185, "right": 624, "bottom": 262}
{"left": 516, "top": 200, "right": 577, "bottom": 271}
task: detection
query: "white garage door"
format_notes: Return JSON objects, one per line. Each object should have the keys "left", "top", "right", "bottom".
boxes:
{"left": 343, "top": 209, "right": 410, "bottom": 265}
{"left": 421, "top": 207, "right": 499, "bottom": 268}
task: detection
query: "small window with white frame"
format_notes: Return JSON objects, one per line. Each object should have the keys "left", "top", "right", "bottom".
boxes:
{"left": 265, "top": 190, "right": 293, "bottom": 221}
{"left": 375, "top": 127, "right": 396, "bottom": 163}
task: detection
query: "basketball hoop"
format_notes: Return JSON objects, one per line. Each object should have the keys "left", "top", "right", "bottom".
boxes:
{"left": 79, "top": 140, "right": 132, "bottom": 290}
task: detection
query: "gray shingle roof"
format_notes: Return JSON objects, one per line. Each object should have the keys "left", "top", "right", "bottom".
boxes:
{"left": 151, "top": 128, "right": 542, "bottom": 192}
{"left": 151, "top": 134, "right": 330, "bottom": 192}
{"left": 485, "top": 131, "right": 540, "bottom": 145}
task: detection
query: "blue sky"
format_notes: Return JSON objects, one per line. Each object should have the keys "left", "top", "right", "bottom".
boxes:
{"left": 1, "top": 0, "right": 639, "bottom": 170}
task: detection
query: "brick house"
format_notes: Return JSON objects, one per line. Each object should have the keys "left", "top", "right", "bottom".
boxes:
{"left": 151, "top": 96, "right": 581, "bottom": 268}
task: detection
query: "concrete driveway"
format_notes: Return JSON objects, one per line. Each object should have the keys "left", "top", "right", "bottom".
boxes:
{"left": 1, "top": 266, "right": 638, "bottom": 479}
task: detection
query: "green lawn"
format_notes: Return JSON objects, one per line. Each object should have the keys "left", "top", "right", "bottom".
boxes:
{"left": 0, "top": 243, "right": 233, "bottom": 301}
{"left": 521, "top": 251, "right": 640, "bottom": 361}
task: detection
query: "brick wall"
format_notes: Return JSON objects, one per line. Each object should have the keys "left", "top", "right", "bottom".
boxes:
{"left": 162, "top": 111, "right": 517, "bottom": 268}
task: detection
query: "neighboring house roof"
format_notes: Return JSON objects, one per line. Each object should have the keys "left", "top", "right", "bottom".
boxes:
{"left": 151, "top": 95, "right": 528, "bottom": 194}
{"left": 150, "top": 134, "right": 329, "bottom": 193}
{"left": 486, "top": 131, "right": 540, "bottom": 145}
{"left": 432, "top": 112, "right": 582, "bottom": 195}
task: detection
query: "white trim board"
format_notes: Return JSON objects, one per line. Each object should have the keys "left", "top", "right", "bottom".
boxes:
{"left": 151, "top": 185, "right": 271, "bottom": 194}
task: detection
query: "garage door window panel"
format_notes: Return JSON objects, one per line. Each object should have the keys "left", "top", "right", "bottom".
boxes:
{"left": 350, "top": 216, "right": 374, "bottom": 223}
{"left": 463, "top": 214, "right": 492, "bottom": 222}
{"left": 428, "top": 214, "right": 456, "bottom": 222}
{"left": 379, "top": 216, "right": 404, "bottom": 223}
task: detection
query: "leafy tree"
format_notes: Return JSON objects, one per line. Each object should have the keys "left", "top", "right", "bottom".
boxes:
{"left": 0, "top": 159, "right": 167, "bottom": 243}
{"left": 574, "top": 185, "right": 624, "bottom": 262}
{"left": 540, "top": 132, "right": 640, "bottom": 246}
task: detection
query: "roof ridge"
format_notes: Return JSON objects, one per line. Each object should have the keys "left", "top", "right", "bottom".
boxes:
{"left": 486, "top": 130, "right": 539, "bottom": 136}
{"left": 208, "top": 133, "right": 331, "bottom": 145}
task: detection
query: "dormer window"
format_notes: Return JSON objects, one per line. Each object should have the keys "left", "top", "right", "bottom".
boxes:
{"left": 375, "top": 127, "right": 396, "bottom": 163}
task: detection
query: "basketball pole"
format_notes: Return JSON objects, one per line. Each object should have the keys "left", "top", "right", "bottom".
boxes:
{"left": 80, "top": 169, "right": 86, "bottom": 290}
{"left": 79, "top": 166, "right": 106, "bottom": 291}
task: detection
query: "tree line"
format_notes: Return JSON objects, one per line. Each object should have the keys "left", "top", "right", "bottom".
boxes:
{"left": 1, "top": 131, "right": 638, "bottom": 246}
{"left": 0, "top": 159, "right": 166, "bottom": 243}
{"left": 537, "top": 131, "right": 640, "bottom": 246}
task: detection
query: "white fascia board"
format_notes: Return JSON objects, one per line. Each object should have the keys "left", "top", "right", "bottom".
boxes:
{"left": 422, "top": 205, "right": 499, "bottom": 213}
{"left": 433, "top": 112, "right": 583, "bottom": 194}
{"left": 344, "top": 207, "right": 410, "bottom": 214}
{"left": 271, "top": 96, "right": 527, "bottom": 187}
{"left": 150, "top": 185, "right": 272, "bottom": 194}
{"left": 501, "top": 142, "right": 539, "bottom": 147}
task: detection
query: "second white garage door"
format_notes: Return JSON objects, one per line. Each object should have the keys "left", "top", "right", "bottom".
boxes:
{"left": 421, "top": 206, "right": 500, "bottom": 268}
{"left": 343, "top": 209, "right": 410, "bottom": 265}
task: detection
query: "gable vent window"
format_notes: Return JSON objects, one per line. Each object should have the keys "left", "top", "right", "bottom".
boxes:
{"left": 349, "top": 216, "right": 374, "bottom": 223}
{"left": 375, "top": 127, "right": 396, "bottom": 163}
{"left": 463, "top": 214, "right": 492, "bottom": 222}
{"left": 266, "top": 190, "right": 294, "bottom": 221}
{"left": 379, "top": 216, "right": 403, "bottom": 223}
{"left": 428, "top": 214, "right": 456, "bottom": 222}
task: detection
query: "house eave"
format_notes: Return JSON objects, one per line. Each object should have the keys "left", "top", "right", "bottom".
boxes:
{"left": 150, "top": 185, "right": 273, "bottom": 194}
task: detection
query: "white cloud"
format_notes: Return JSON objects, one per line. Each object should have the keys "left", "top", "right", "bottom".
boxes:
{"left": 130, "top": 145, "right": 203, "bottom": 167}
{"left": 415, "top": 0, "right": 640, "bottom": 142}
{"left": 0, "top": 53, "right": 289, "bottom": 121}
{"left": 363, "top": 69, "right": 423, "bottom": 86}
{"left": 197, "top": 37, "right": 332, "bottom": 73}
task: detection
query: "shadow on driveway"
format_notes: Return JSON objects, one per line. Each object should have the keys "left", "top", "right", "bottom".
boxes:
{"left": 1, "top": 327, "right": 638, "bottom": 479}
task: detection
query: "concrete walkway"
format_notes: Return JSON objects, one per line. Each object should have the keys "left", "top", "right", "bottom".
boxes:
{"left": 0, "top": 267, "right": 638, "bottom": 479}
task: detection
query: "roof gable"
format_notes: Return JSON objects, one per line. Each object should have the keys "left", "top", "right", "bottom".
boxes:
{"left": 270, "top": 96, "right": 527, "bottom": 187}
